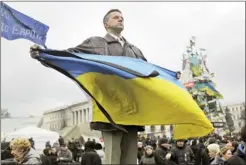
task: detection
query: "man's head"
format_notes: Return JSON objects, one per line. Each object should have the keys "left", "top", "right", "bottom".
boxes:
{"left": 176, "top": 139, "right": 185, "bottom": 147}
{"left": 51, "top": 147, "right": 57, "bottom": 154}
{"left": 103, "top": 9, "right": 124, "bottom": 33}
{"left": 145, "top": 145, "right": 153, "bottom": 155}
{"left": 60, "top": 144, "right": 67, "bottom": 151}
{"left": 176, "top": 71, "right": 181, "bottom": 80}
{"left": 138, "top": 142, "right": 143, "bottom": 148}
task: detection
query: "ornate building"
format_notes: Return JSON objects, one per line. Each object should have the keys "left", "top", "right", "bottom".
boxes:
{"left": 41, "top": 100, "right": 97, "bottom": 140}
{"left": 222, "top": 102, "right": 245, "bottom": 133}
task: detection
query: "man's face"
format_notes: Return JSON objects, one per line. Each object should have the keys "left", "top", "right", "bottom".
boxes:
{"left": 105, "top": 11, "right": 124, "bottom": 32}
{"left": 51, "top": 147, "right": 56, "bottom": 154}
{"left": 146, "top": 148, "right": 153, "bottom": 155}
{"left": 61, "top": 146, "right": 67, "bottom": 150}
{"left": 177, "top": 141, "right": 184, "bottom": 147}
{"left": 177, "top": 73, "right": 181, "bottom": 79}
{"left": 138, "top": 143, "right": 143, "bottom": 148}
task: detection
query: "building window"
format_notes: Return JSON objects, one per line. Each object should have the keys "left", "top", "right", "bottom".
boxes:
{"left": 150, "top": 126, "right": 155, "bottom": 132}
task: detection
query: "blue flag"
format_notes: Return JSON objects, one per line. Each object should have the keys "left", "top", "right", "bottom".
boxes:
{"left": 0, "top": 2, "right": 49, "bottom": 47}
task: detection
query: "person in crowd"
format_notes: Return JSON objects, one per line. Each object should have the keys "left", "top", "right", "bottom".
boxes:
{"left": 155, "top": 137, "right": 170, "bottom": 161}
{"left": 52, "top": 141, "right": 60, "bottom": 153}
{"left": 138, "top": 142, "right": 145, "bottom": 163}
{"left": 230, "top": 141, "right": 238, "bottom": 155}
{"left": 45, "top": 141, "right": 51, "bottom": 148}
{"left": 68, "top": 139, "right": 78, "bottom": 161}
{"left": 195, "top": 137, "right": 209, "bottom": 165}
{"left": 166, "top": 139, "right": 194, "bottom": 165}
{"left": 209, "top": 146, "right": 232, "bottom": 165}
{"left": 139, "top": 145, "right": 162, "bottom": 165}
{"left": 49, "top": 147, "right": 58, "bottom": 165}
{"left": 41, "top": 148, "right": 51, "bottom": 164}
{"left": 1, "top": 141, "right": 13, "bottom": 161}
{"left": 10, "top": 137, "right": 41, "bottom": 164}
{"left": 191, "top": 139, "right": 198, "bottom": 156}
{"left": 207, "top": 143, "right": 220, "bottom": 164}
{"left": 81, "top": 141, "right": 102, "bottom": 165}
{"left": 57, "top": 143, "right": 73, "bottom": 163}
{"left": 94, "top": 143, "right": 105, "bottom": 163}
{"left": 225, "top": 126, "right": 246, "bottom": 165}
{"left": 79, "top": 136, "right": 85, "bottom": 146}
{"left": 58, "top": 136, "right": 64, "bottom": 146}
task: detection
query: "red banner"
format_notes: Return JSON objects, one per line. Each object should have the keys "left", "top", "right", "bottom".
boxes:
{"left": 184, "top": 82, "right": 194, "bottom": 88}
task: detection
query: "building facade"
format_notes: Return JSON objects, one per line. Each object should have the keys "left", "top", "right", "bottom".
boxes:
{"left": 41, "top": 100, "right": 171, "bottom": 137}
{"left": 222, "top": 102, "right": 245, "bottom": 132}
{"left": 42, "top": 101, "right": 92, "bottom": 132}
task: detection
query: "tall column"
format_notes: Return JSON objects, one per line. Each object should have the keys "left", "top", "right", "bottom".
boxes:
{"left": 87, "top": 108, "right": 89, "bottom": 122}
{"left": 76, "top": 111, "right": 78, "bottom": 125}
{"left": 80, "top": 110, "right": 82, "bottom": 123}
{"left": 83, "top": 109, "right": 86, "bottom": 123}
{"left": 72, "top": 111, "right": 75, "bottom": 125}
{"left": 81, "top": 109, "right": 84, "bottom": 123}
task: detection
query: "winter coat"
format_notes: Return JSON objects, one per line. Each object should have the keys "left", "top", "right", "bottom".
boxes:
{"left": 81, "top": 149, "right": 102, "bottom": 165}
{"left": 21, "top": 148, "right": 42, "bottom": 165}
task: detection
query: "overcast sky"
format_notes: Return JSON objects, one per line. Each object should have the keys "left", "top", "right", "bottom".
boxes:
{"left": 1, "top": 2, "right": 245, "bottom": 117}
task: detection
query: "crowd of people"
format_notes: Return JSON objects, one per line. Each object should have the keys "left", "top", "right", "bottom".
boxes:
{"left": 1, "top": 126, "right": 245, "bottom": 165}
{"left": 136, "top": 126, "right": 245, "bottom": 165}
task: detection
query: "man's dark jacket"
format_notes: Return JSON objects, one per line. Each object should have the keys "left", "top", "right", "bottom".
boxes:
{"left": 66, "top": 34, "right": 147, "bottom": 132}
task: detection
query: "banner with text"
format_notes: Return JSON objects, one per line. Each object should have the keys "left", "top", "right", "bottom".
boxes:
{"left": 1, "top": 2, "right": 49, "bottom": 47}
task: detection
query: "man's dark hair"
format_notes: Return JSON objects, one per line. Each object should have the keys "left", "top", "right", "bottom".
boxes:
{"left": 94, "top": 143, "right": 103, "bottom": 150}
{"left": 84, "top": 141, "right": 95, "bottom": 150}
{"left": 103, "top": 9, "right": 122, "bottom": 25}
{"left": 241, "top": 126, "right": 246, "bottom": 142}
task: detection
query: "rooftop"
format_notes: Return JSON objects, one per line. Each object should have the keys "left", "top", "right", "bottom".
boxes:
{"left": 43, "top": 100, "right": 91, "bottom": 115}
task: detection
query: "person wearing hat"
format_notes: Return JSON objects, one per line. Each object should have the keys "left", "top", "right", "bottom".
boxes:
{"left": 139, "top": 145, "right": 162, "bottom": 165}
{"left": 57, "top": 143, "right": 73, "bottom": 163}
{"left": 30, "top": 9, "right": 147, "bottom": 164}
{"left": 155, "top": 137, "right": 171, "bottom": 161}
{"left": 166, "top": 139, "right": 194, "bottom": 165}
{"left": 10, "top": 137, "right": 41, "bottom": 164}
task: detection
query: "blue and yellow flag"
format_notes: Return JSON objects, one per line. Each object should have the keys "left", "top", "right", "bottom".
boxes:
{"left": 37, "top": 49, "right": 214, "bottom": 139}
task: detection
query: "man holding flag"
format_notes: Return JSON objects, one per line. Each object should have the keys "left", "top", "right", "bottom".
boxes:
{"left": 30, "top": 9, "right": 147, "bottom": 164}
{"left": 1, "top": 3, "right": 214, "bottom": 164}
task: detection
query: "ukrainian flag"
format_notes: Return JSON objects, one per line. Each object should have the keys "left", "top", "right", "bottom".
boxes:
{"left": 37, "top": 49, "right": 214, "bottom": 139}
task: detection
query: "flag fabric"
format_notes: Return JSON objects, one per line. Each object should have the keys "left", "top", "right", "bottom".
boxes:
{"left": 0, "top": 2, "right": 49, "bottom": 47}
{"left": 37, "top": 49, "right": 214, "bottom": 139}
